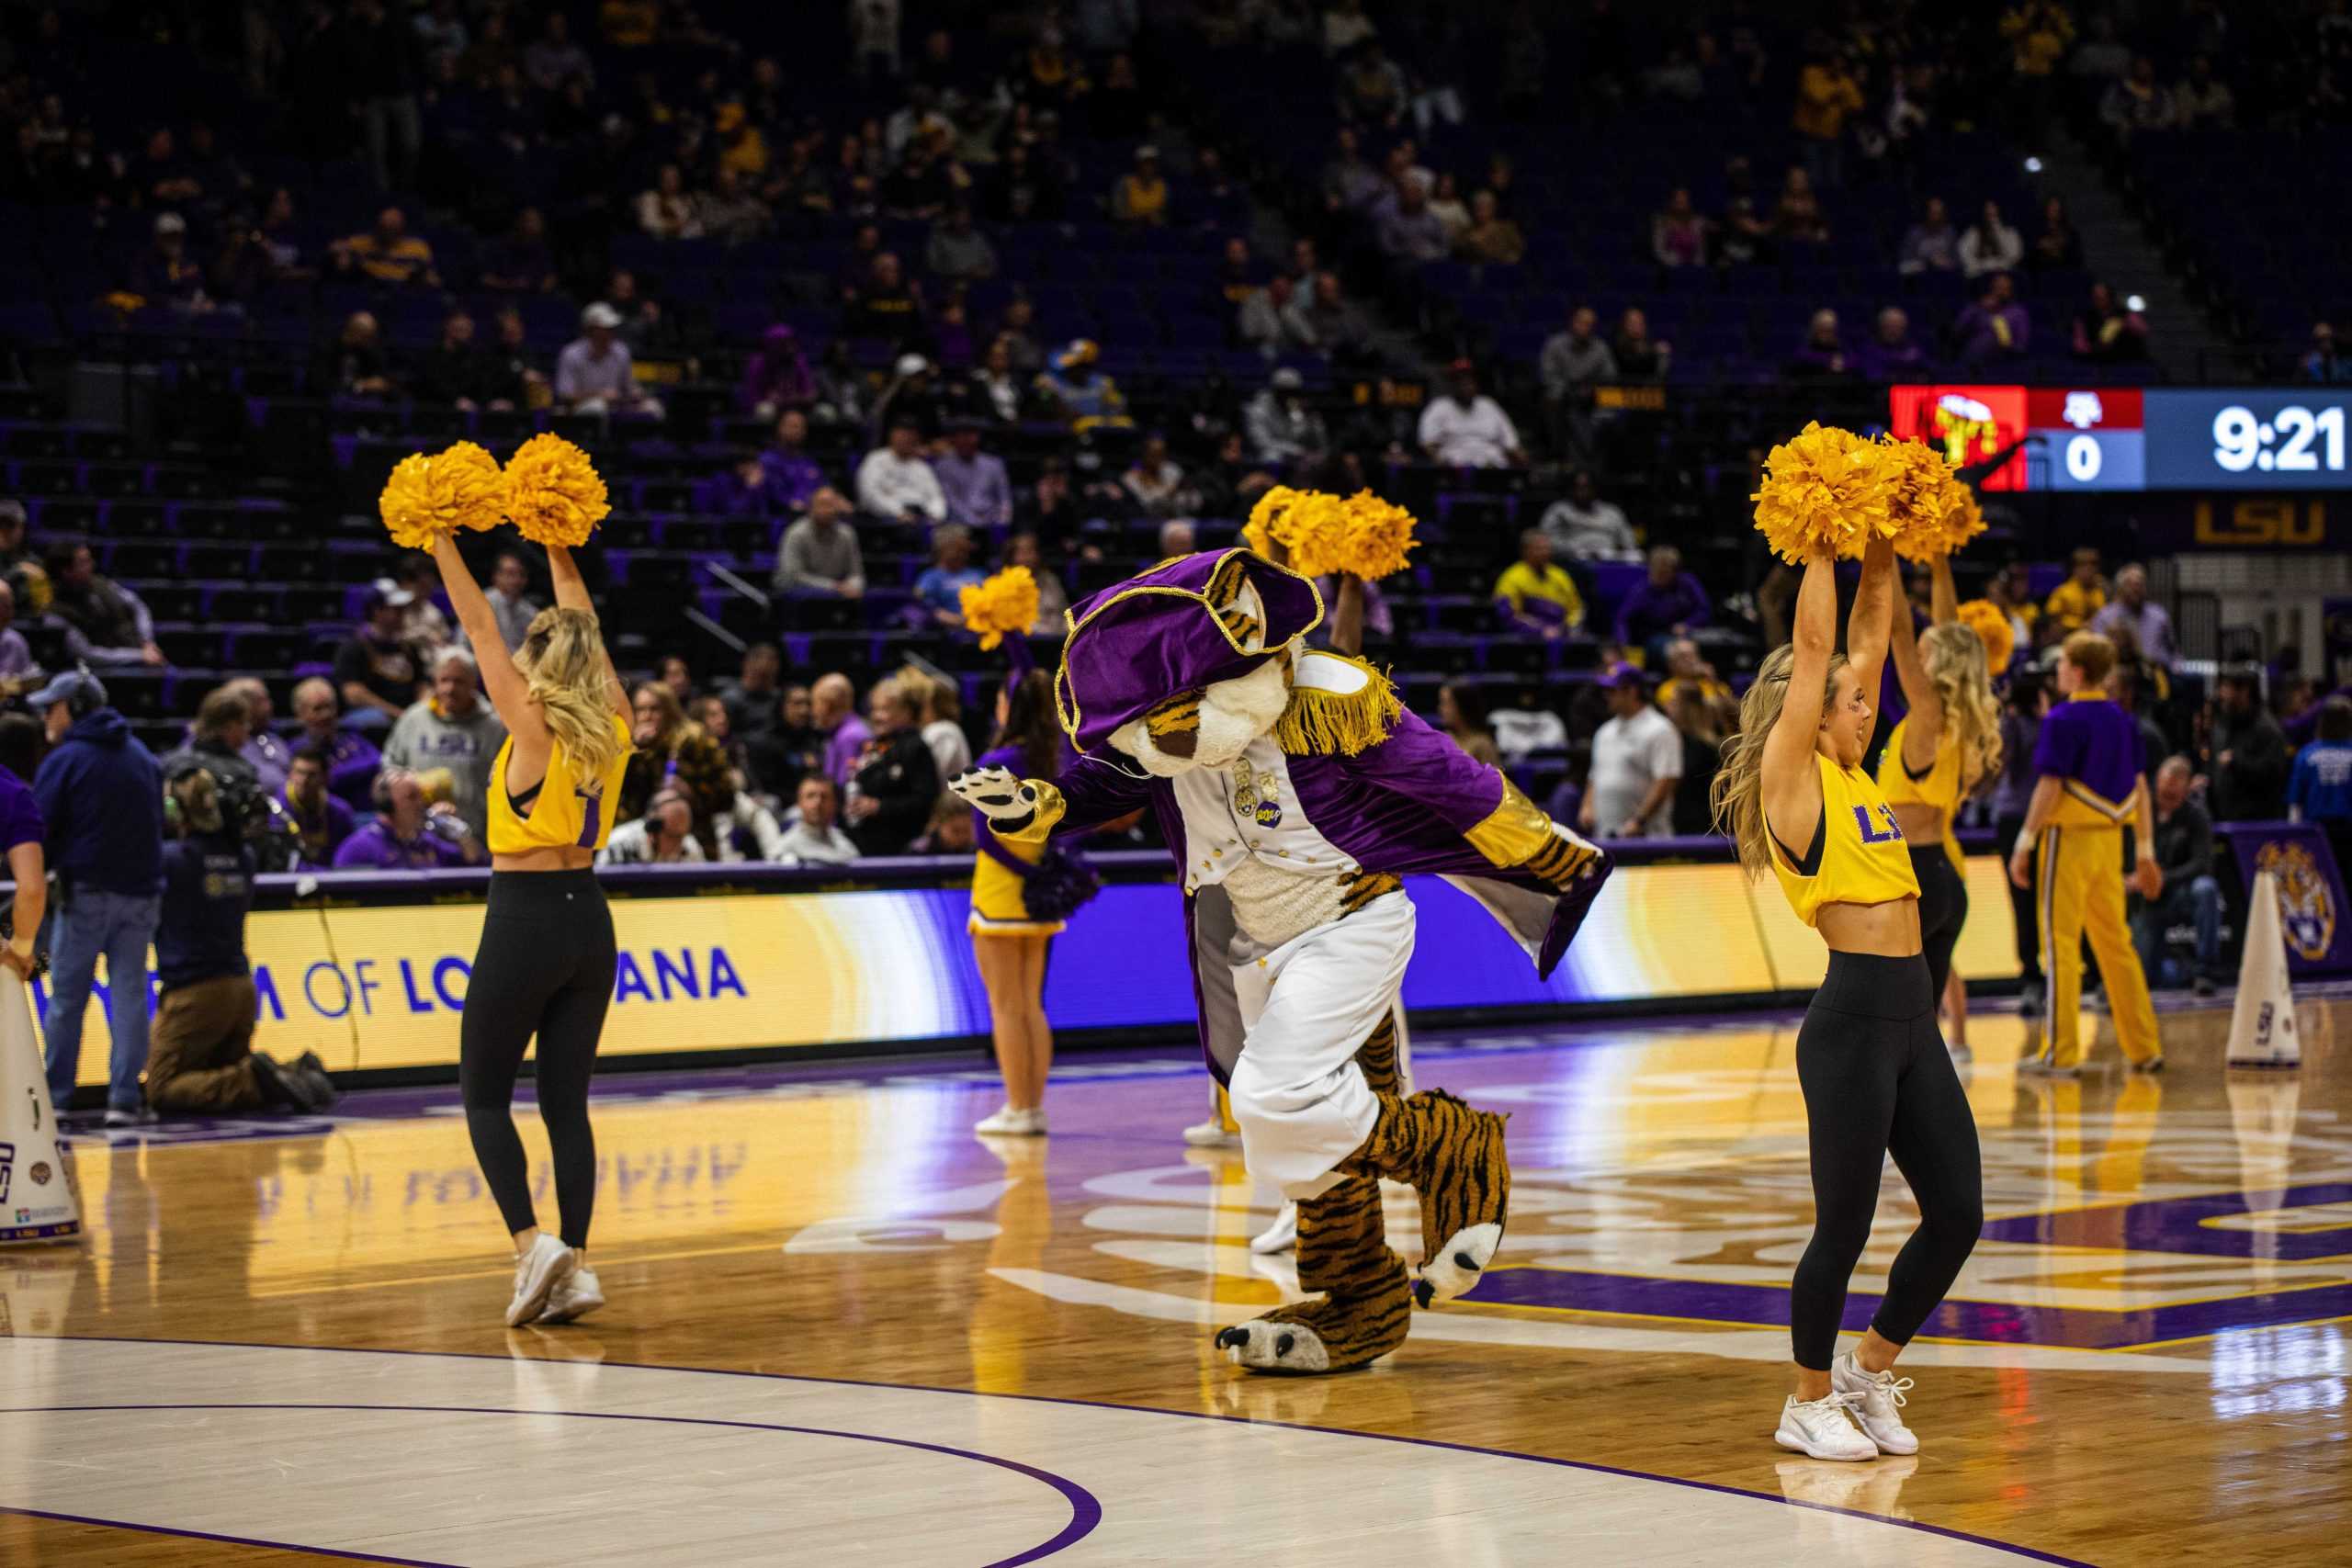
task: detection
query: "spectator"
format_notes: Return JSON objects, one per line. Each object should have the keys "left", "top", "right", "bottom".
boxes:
{"left": 2073, "top": 282, "right": 2149, "bottom": 363}
{"left": 282, "top": 745, "right": 355, "bottom": 868}
{"left": 933, "top": 419, "right": 1014, "bottom": 532}
{"left": 1493, "top": 531, "right": 1585, "bottom": 639}
{"left": 1959, "top": 201, "right": 2024, "bottom": 277}
{"left": 913, "top": 526, "right": 986, "bottom": 629}
{"left": 0, "top": 581, "right": 30, "bottom": 683}
{"left": 164, "top": 686, "right": 263, "bottom": 809}
{"left": 1953, "top": 272, "right": 2030, "bottom": 364}
{"left": 219, "top": 677, "right": 291, "bottom": 795}
{"left": 909, "top": 670, "right": 972, "bottom": 781}
{"left": 911, "top": 790, "right": 976, "bottom": 853}
{"left": 1667, "top": 687, "right": 1726, "bottom": 837}
{"left": 481, "top": 306, "right": 547, "bottom": 408}
{"left": 1615, "top": 545, "right": 1710, "bottom": 657}
{"left": 843, "top": 674, "right": 942, "bottom": 854}
{"left": 1581, "top": 664, "right": 1681, "bottom": 840}
{"left": 994, "top": 296, "right": 1046, "bottom": 374}
{"left": 1488, "top": 685, "right": 1567, "bottom": 763}
{"left": 1436, "top": 682, "right": 1499, "bottom": 766}
{"left": 1652, "top": 187, "right": 1711, "bottom": 268}
{"left": 1770, "top": 165, "right": 1829, "bottom": 244}
{"left": 925, "top": 203, "right": 999, "bottom": 280}
{"left": 381, "top": 647, "right": 505, "bottom": 837}
{"left": 637, "top": 164, "right": 703, "bottom": 240}
{"left": 743, "top": 683, "right": 825, "bottom": 800}
{"left": 315, "top": 310, "right": 397, "bottom": 398}
{"left": 2166, "top": 54, "right": 2233, "bottom": 128}
{"left": 334, "top": 582, "right": 425, "bottom": 722}
{"left": 1034, "top": 339, "right": 1132, "bottom": 431}
{"left": 43, "top": 544, "right": 164, "bottom": 666}
{"left": 776, "top": 775, "right": 860, "bottom": 866}
{"left": 1657, "top": 638, "right": 1734, "bottom": 715}
{"left": 744, "top": 411, "right": 825, "bottom": 517}
{"left": 1791, "top": 39, "right": 1863, "bottom": 188}
{"left": 2303, "top": 322, "right": 2352, "bottom": 385}
{"left": 331, "top": 207, "right": 437, "bottom": 287}
{"left": 469, "top": 551, "right": 539, "bottom": 657}
{"left": 2043, "top": 547, "right": 2108, "bottom": 637}
{"left": 390, "top": 555, "right": 451, "bottom": 652}
{"left": 2101, "top": 55, "right": 2177, "bottom": 138}
{"left": 1417, "top": 360, "right": 1523, "bottom": 468}
{"left": 773, "top": 487, "right": 867, "bottom": 604}
{"left": 712, "top": 646, "right": 783, "bottom": 746}
{"left": 813, "top": 671, "right": 873, "bottom": 786}
{"left": 1897, "top": 197, "right": 1958, "bottom": 275}
{"left": 129, "top": 211, "right": 212, "bottom": 313}
{"left": 290, "top": 677, "right": 384, "bottom": 806}
{"left": 1540, "top": 306, "right": 1616, "bottom": 465}
{"left": 333, "top": 768, "right": 474, "bottom": 869}
{"left": 2132, "top": 755, "right": 2222, "bottom": 996}
{"left": 480, "top": 207, "right": 556, "bottom": 291}
{"left": 855, "top": 416, "right": 948, "bottom": 524}
{"left": 1612, "top": 308, "right": 1669, "bottom": 383}
{"left": 740, "top": 324, "right": 816, "bottom": 419}
{"left": 1109, "top": 145, "right": 1169, "bottom": 227}
{"left": 1858, "top": 306, "right": 1928, "bottom": 380}
{"left": 2029, "top": 197, "right": 2083, "bottom": 272}
{"left": 619, "top": 682, "right": 733, "bottom": 851}
{"left": 599, "top": 788, "right": 706, "bottom": 865}
{"left": 1376, "top": 180, "right": 1453, "bottom": 265}
{"left": 1006, "top": 532, "right": 1070, "bottom": 633}
{"left": 1717, "top": 195, "right": 1771, "bottom": 266}
{"left": 872, "top": 354, "right": 946, "bottom": 439}
{"left": 31, "top": 669, "right": 164, "bottom": 1122}
{"left": 1123, "top": 434, "right": 1196, "bottom": 518}
{"left": 2208, "top": 669, "right": 2290, "bottom": 823}
{"left": 1541, "top": 471, "right": 1640, "bottom": 562}
{"left": 413, "top": 310, "right": 494, "bottom": 409}
{"left": 1238, "top": 274, "right": 1314, "bottom": 357}
{"left": 148, "top": 768, "right": 334, "bottom": 1114}
{"left": 696, "top": 166, "right": 773, "bottom": 243}
{"left": 555, "top": 302, "right": 662, "bottom": 419}
{"left": 2089, "top": 564, "right": 2177, "bottom": 671}
{"left": 1425, "top": 174, "right": 1472, "bottom": 245}
{"left": 1245, "top": 367, "right": 1329, "bottom": 468}
{"left": 711, "top": 779, "right": 788, "bottom": 863}
{"left": 1789, "top": 308, "right": 1852, "bottom": 379}
{"left": 1458, "top": 190, "right": 1526, "bottom": 265}
{"left": 1297, "top": 271, "right": 1374, "bottom": 363}
{"left": 2290, "top": 699, "right": 2352, "bottom": 877}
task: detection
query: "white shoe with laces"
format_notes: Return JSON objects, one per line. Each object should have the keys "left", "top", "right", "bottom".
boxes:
{"left": 505, "top": 1233, "right": 576, "bottom": 1328}
{"left": 538, "top": 1264, "right": 605, "bottom": 1325}
{"left": 1774, "top": 1391, "right": 1879, "bottom": 1461}
{"left": 1831, "top": 1352, "right": 1919, "bottom": 1454}
{"left": 1182, "top": 1116, "right": 1238, "bottom": 1148}
{"left": 1250, "top": 1201, "right": 1298, "bottom": 1254}
{"left": 975, "top": 1105, "right": 1046, "bottom": 1137}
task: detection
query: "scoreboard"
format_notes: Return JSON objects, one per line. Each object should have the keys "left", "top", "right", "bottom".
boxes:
{"left": 1886, "top": 386, "right": 2352, "bottom": 493}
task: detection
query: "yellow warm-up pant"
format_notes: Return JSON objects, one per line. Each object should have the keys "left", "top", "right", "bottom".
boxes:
{"left": 2036, "top": 823, "right": 2161, "bottom": 1068}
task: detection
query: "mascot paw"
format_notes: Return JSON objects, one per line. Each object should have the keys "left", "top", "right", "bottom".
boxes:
{"left": 1215, "top": 1285, "right": 1408, "bottom": 1376}
{"left": 949, "top": 766, "right": 1037, "bottom": 828}
{"left": 1412, "top": 1221, "right": 1504, "bottom": 1308}
{"left": 1360, "top": 1089, "right": 1510, "bottom": 1309}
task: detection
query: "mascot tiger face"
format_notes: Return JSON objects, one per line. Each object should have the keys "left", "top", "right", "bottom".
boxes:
{"left": 1107, "top": 558, "right": 1299, "bottom": 779}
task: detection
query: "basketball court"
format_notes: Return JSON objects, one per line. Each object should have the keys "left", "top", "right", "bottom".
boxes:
{"left": 4, "top": 997, "right": 2343, "bottom": 1566}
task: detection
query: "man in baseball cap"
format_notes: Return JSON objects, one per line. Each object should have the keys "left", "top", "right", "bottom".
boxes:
{"left": 1581, "top": 661, "right": 1682, "bottom": 841}
{"left": 555, "top": 299, "right": 663, "bottom": 419}
{"left": 28, "top": 667, "right": 166, "bottom": 1124}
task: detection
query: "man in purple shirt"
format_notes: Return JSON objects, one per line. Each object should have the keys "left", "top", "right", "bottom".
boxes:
{"left": 1953, "top": 272, "right": 2030, "bottom": 365}
{"left": 758, "top": 408, "right": 828, "bottom": 513}
{"left": 812, "top": 671, "right": 873, "bottom": 786}
{"left": 931, "top": 419, "right": 1013, "bottom": 532}
{"left": 2087, "top": 563, "right": 2177, "bottom": 671}
{"left": 291, "top": 677, "right": 383, "bottom": 807}
{"left": 331, "top": 769, "right": 471, "bottom": 870}
{"left": 283, "top": 745, "right": 356, "bottom": 868}
{"left": 1613, "top": 545, "right": 1711, "bottom": 658}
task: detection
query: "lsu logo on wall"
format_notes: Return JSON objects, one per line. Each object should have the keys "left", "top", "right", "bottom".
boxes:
{"left": 2257, "top": 841, "right": 2336, "bottom": 963}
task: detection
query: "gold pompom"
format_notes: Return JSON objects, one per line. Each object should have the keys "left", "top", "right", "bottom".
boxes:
{"left": 1956, "top": 598, "right": 2016, "bottom": 673}
{"left": 959, "top": 566, "right": 1040, "bottom": 650}
{"left": 502, "top": 433, "right": 610, "bottom": 548}
{"left": 1335, "top": 491, "right": 1419, "bottom": 581}
{"left": 1242, "top": 485, "right": 1352, "bottom": 578}
{"left": 1878, "top": 437, "right": 1987, "bottom": 562}
{"left": 379, "top": 442, "right": 509, "bottom": 550}
{"left": 1750, "top": 422, "right": 1896, "bottom": 564}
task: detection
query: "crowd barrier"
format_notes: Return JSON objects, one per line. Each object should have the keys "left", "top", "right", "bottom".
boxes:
{"left": 41, "top": 838, "right": 2026, "bottom": 1087}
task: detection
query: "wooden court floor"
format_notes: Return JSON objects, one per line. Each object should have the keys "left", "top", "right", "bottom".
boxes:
{"left": 2, "top": 998, "right": 2346, "bottom": 1565}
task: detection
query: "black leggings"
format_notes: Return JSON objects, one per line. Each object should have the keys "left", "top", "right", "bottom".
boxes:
{"left": 1791, "top": 951, "right": 1984, "bottom": 1371}
{"left": 1995, "top": 813, "right": 2041, "bottom": 981}
{"left": 1911, "top": 846, "right": 1969, "bottom": 1001}
{"left": 460, "top": 870, "right": 617, "bottom": 1249}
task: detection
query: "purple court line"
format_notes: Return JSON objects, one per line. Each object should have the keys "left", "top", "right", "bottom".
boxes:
{"left": 0, "top": 1506, "right": 452, "bottom": 1566}
{"left": 12, "top": 1335, "right": 2092, "bottom": 1567}
{"left": 1, "top": 1402, "right": 1101, "bottom": 1568}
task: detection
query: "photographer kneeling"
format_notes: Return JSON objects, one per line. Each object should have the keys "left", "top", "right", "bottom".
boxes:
{"left": 148, "top": 767, "right": 336, "bottom": 1115}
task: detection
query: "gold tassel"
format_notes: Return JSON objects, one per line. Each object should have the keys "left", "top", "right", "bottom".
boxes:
{"left": 1272, "top": 656, "right": 1402, "bottom": 756}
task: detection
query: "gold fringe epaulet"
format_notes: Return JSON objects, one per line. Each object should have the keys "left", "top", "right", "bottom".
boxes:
{"left": 1272, "top": 654, "right": 1401, "bottom": 757}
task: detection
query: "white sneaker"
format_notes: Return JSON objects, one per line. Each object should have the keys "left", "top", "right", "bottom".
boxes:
{"left": 2018, "top": 1055, "right": 2082, "bottom": 1078}
{"left": 505, "top": 1233, "right": 576, "bottom": 1327}
{"left": 975, "top": 1104, "right": 1046, "bottom": 1137}
{"left": 1182, "top": 1116, "right": 1238, "bottom": 1148}
{"left": 1831, "top": 1351, "right": 1919, "bottom": 1455}
{"left": 1774, "top": 1391, "right": 1878, "bottom": 1461}
{"left": 1250, "top": 1202, "right": 1298, "bottom": 1254}
{"left": 538, "top": 1264, "right": 605, "bottom": 1325}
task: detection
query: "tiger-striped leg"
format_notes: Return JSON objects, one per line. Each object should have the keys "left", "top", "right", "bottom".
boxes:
{"left": 1216, "top": 1015, "right": 1414, "bottom": 1374}
{"left": 1348, "top": 1088, "right": 1510, "bottom": 1308}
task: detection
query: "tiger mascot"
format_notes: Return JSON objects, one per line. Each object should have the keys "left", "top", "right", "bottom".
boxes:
{"left": 952, "top": 549, "right": 1611, "bottom": 1373}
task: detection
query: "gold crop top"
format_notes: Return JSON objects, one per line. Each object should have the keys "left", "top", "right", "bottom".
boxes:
{"left": 1769, "top": 752, "right": 1922, "bottom": 927}
{"left": 484, "top": 714, "right": 632, "bottom": 856}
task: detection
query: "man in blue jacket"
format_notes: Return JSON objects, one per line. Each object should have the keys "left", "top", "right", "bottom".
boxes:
{"left": 31, "top": 670, "right": 164, "bottom": 1122}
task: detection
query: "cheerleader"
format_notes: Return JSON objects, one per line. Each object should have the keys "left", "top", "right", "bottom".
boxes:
{"left": 969, "top": 670, "right": 1069, "bottom": 1136}
{"left": 1713, "top": 536, "right": 1982, "bottom": 1461}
